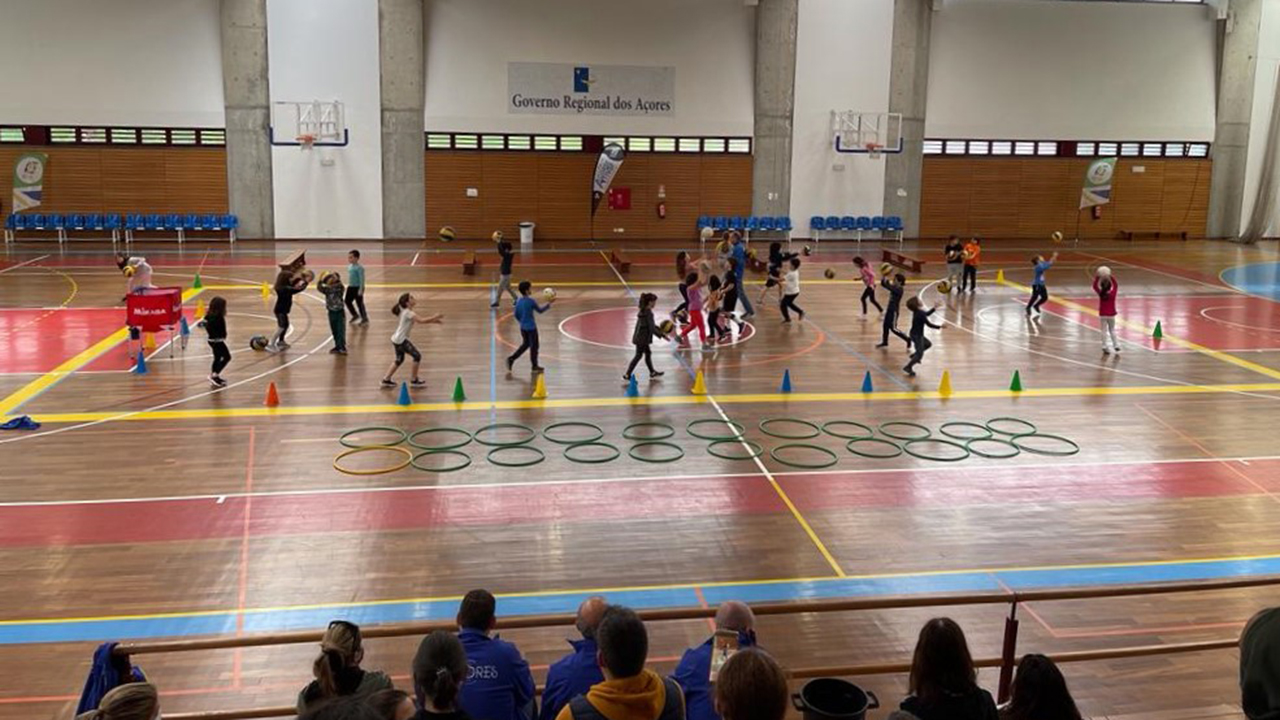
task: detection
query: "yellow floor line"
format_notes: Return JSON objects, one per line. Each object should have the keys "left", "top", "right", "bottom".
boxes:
{"left": 0, "top": 288, "right": 204, "bottom": 417}
{"left": 18, "top": 381, "right": 1280, "bottom": 424}
{"left": 999, "top": 276, "right": 1280, "bottom": 381}
{"left": 6, "top": 548, "right": 1280, "bottom": 627}
{"left": 202, "top": 278, "right": 932, "bottom": 292}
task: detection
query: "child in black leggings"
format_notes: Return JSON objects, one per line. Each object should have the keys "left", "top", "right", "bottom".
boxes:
{"left": 903, "top": 296, "right": 943, "bottom": 376}
{"left": 854, "top": 256, "right": 883, "bottom": 315}
{"left": 780, "top": 258, "right": 805, "bottom": 322}
{"left": 199, "top": 296, "right": 231, "bottom": 388}
{"left": 625, "top": 293, "right": 668, "bottom": 381}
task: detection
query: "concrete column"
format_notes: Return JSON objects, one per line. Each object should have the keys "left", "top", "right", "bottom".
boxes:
{"left": 1207, "top": 0, "right": 1263, "bottom": 239}
{"left": 379, "top": 0, "right": 426, "bottom": 239}
{"left": 221, "top": 0, "right": 274, "bottom": 239}
{"left": 752, "top": 0, "right": 799, "bottom": 218}
{"left": 883, "top": 0, "right": 931, "bottom": 238}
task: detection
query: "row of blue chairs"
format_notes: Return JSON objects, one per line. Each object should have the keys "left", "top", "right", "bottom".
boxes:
{"left": 811, "top": 215, "right": 904, "bottom": 242}
{"left": 698, "top": 215, "right": 795, "bottom": 236}
{"left": 4, "top": 212, "right": 238, "bottom": 245}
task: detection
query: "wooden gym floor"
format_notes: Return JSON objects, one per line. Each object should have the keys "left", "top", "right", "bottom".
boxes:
{"left": 1, "top": 237, "right": 1279, "bottom": 719}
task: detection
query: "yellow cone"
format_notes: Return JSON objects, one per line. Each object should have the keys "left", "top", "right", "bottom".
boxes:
{"left": 939, "top": 370, "right": 953, "bottom": 398}
{"left": 195, "top": 298, "right": 205, "bottom": 319}
{"left": 261, "top": 283, "right": 271, "bottom": 300}
{"left": 996, "top": 268, "right": 1005, "bottom": 283}
{"left": 531, "top": 373, "right": 547, "bottom": 399}
{"left": 143, "top": 332, "right": 157, "bottom": 350}
{"left": 691, "top": 370, "right": 707, "bottom": 395}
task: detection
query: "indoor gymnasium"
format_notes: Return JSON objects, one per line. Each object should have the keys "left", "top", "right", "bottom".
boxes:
{"left": 3, "top": 1, "right": 1280, "bottom": 719}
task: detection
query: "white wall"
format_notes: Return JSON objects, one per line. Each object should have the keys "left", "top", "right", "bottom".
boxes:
{"left": 790, "top": 0, "right": 895, "bottom": 226}
{"left": 1241, "top": 0, "right": 1280, "bottom": 232}
{"left": 268, "top": 0, "right": 382, "bottom": 239}
{"left": 927, "top": 0, "right": 1218, "bottom": 141}
{"left": 0, "top": 0, "right": 223, "bottom": 127}
{"left": 423, "top": 0, "right": 755, "bottom": 136}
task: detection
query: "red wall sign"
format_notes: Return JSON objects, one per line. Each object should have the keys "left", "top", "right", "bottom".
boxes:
{"left": 608, "top": 187, "right": 631, "bottom": 210}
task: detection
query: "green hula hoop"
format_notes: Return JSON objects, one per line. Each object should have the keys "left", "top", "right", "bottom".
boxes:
{"left": 846, "top": 437, "right": 903, "bottom": 459}
{"left": 939, "top": 421, "right": 993, "bottom": 441}
{"left": 707, "top": 439, "right": 765, "bottom": 461}
{"left": 902, "top": 438, "right": 971, "bottom": 462}
{"left": 411, "top": 449, "right": 472, "bottom": 473}
{"left": 339, "top": 426, "right": 408, "bottom": 449}
{"left": 985, "top": 417, "right": 1038, "bottom": 436}
{"left": 542, "top": 421, "right": 605, "bottom": 446}
{"left": 628, "top": 441, "right": 685, "bottom": 463}
{"left": 474, "top": 423, "right": 538, "bottom": 447}
{"left": 878, "top": 421, "right": 932, "bottom": 441}
{"left": 1011, "top": 433, "right": 1080, "bottom": 456}
{"left": 759, "top": 418, "right": 822, "bottom": 439}
{"left": 622, "top": 422, "right": 675, "bottom": 441}
{"left": 407, "top": 427, "right": 472, "bottom": 451}
{"left": 564, "top": 441, "right": 621, "bottom": 464}
{"left": 486, "top": 445, "right": 546, "bottom": 467}
{"left": 770, "top": 443, "right": 840, "bottom": 469}
{"left": 687, "top": 418, "right": 745, "bottom": 441}
{"left": 965, "top": 437, "right": 1021, "bottom": 459}
{"left": 821, "top": 420, "right": 874, "bottom": 440}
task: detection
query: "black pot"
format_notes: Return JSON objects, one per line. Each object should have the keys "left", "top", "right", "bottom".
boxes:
{"left": 791, "top": 678, "right": 880, "bottom": 720}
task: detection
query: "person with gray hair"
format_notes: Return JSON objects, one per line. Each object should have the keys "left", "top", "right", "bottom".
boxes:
{"left": 540, "top": 596, "right": 610, "bottom": 720}
{"left": 671, "top": 601, "right": 757, "bottom": 720}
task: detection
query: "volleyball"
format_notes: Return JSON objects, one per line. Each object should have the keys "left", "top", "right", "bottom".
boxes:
{"left": 1051, "top": 230, "right": 1064, "bottom": 243}
{"left": 802, "top": 245, "right": 813, "bottom": 256}
{"left": 492, "top": 231, "right": 504, "bottom": 242}
{"left": 299, "top": 269, "right": 316, "bottom": 285}
{"left": 937, "top": 280, "right": 951, "bottom": 294}
{"left": 880, "top": 262, "right": 892, "bottom": 276}
{"left": 543, "top": 287, "right": 556, "bottom": 301}
{"left": 699, "top": 226, "right": 714, "bottom": 241}
{"left": 1097, "top": 265, "right": 1112, "bottom": 278}
{"left": 824, "top": 268, "right": 836, "bottom": 279}
{"left": 658, "top": 319, "right": 675, "bottom": 335}
{"left": 438, "top": 226, "right": 456, "bottom": 241}
{"left": 249, "top": 335, "right": 269, "bottom": 351}
{"left": 747, "top": 248, "right": 758, "bottom": 260}
{"left": 122, "top": 265, "right": 135, "bottom": 277}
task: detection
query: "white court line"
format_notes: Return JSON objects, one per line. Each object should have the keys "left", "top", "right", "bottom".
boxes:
{"left": 1075, "top": 250, "right": 1229, "bottom": 293}
{"left": 2, "top": 452, "right": 1278, "bottom": 509}
{"left": 0, "top": 255, "right": 50, "bottom": 274}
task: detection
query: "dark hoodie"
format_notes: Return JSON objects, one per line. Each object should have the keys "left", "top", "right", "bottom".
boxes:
{"left": 1242, "top": 607, "right": 1280, "bottom": 720}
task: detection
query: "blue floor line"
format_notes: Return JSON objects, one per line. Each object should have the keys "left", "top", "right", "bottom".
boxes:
{"left": 1220, "top": 261, "right": 1280, "bottom": 302}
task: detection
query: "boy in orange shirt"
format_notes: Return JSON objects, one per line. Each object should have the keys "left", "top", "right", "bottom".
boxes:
{"left": 962, "top": 237, "right": 981, "bottom": 293}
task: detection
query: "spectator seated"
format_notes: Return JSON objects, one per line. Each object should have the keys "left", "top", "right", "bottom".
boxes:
{"left": 672, "top": 601, "right": 756, "bottom": 720}
{"left": 413, "top": 630, "right": 472, "bottom": 720}
{"left": 898, "top": 618, "right": 997, "bottom": 720}
{"left": 540, "top": 596, "right": 608, "bottom": 720}
{"left": 456, "top": 589, "right": 536, "bottom": 720}
{"left": 554, "top": 605, "right": 683, "bottom": 720}
{"left": 297, "top": 620, "right": 392, "bottom": 713}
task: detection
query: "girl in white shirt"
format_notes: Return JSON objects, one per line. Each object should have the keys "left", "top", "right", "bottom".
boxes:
{"left": 381, "top": 293, "right": 443, "bottom": 389}
{"left": 780, "top": 258, "right": 805, "bottom": 323}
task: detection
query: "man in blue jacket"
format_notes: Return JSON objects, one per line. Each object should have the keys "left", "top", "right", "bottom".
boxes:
{"left": 457, "top": 589, "right": 537, "bottom": 720}
{"left": 670, "top": 601, "right": 756, "bottom": 720}
{"left": 540, "top": 596, "right": 609, "bottom": 720}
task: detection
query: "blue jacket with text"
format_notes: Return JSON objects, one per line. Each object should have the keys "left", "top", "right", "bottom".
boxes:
{"left": 539, "top": 637, "right": 604, "bottom": 720}
{"left": 458, "top": 628, "right": 537, "bottom": 720}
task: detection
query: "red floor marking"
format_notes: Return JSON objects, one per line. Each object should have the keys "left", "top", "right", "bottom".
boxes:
{"left": 1097, "top": 255, "right": 1232, "bottom": 288}
{"left": 1051, "top": 294, "right": 1280, "bottom": 350}
{"left": 0, "top": 308, "right": 131, "bottom": 373}
{"left": 0, "top": 476, "right": 787, "bottom": 548}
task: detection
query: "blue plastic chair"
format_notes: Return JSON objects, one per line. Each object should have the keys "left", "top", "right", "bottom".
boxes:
{"left": 759, "top": 216, "right": 777, "bottom": 232}
{"left": 712, "top": 216, "right": 728, "bottom": 232}
{"left": 224, "top": 215, "right": 240, "bottom": 230}
{"left": 746, "top": 216, "right": 760, "bottom": 232}
{"left": 871, "top": 217, "right": 887, "bottom": 236}
{"left": 144, "top": 214, "right": 163, "bottom": 231}
{"left": 696, "top": 215, "right": 710, "bottom": 230}
{"left": 3, "top": 215, "right": 15, "bottom": 231}
{"left": 840, "top": 216, "right": 856, "bottom": 231}
{"left": 86, "top": 213, "right": 103, "bottom": 230}
{"left": 777, "top": 216, "right": 793, "bottom": 233}
{"left": 809, "top": 216, "right": 825, "bottom": 232}
{"left": 729, "top": 216, "right": 745, "bottom": 231}
{"left": 824, "top": 216, "right": 840, "bottom": 233}
{"left": 856, "top": 216, "right": 873, "bottom": 232}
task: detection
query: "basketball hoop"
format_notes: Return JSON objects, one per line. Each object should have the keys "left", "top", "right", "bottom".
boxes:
{"left": 297, "top": 133, "right": 316, "bottom": 151}
{"left": 866, "top": 142, "right": 884, "bottom": 160}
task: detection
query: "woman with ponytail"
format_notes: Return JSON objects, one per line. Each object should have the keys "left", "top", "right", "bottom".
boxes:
{"left": 298, "top": 620, "right": 393, "bottom": 712}
{"left": 412, "top": 631, "right": 471, "bottom": 720}
{"left": 75, "top": 682, "right": 159, "bottom": 720}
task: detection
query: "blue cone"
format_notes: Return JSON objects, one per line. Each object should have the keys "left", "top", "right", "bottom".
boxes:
{"left": 626, "top": 375, "right": 639, "bottom": 398}
{"left": 861, "top": 370, "right": 873, "bottom": 393}
{"left": 179, "top": 316, "right": 191, "bottom": 336}
{"left": 780, "top": 369, "right": 792, "bottom": 393}
{"left": 397, "top": 381, "right": 412, "bottom": 406}
{"left": 133, "top": 350, "right": 148, "bottom": 375}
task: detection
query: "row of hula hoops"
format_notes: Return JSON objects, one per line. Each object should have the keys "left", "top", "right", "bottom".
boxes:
{"left": 332, "top": 416, "right": 1077, "bottom": 475}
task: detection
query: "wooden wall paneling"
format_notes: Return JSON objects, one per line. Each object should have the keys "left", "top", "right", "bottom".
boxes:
{"left": 162, "top": 149, "right": 229, "bottom": 214}
{"left": 920, "top": 159, "right": 973, "bottom": 237}
{"left": 42, "top": 148, "right": 106, "bottom": 213}
{"left": 1160, "top": 160, "right": 1211, "bottom": 235}
{"left": 535, "top": 154, "right": 592, "bottom": 241}
{"left": 425, "top": 153, "right": 483, "bottom": 239}
{"left": 480, "top": 153, "right": 540, "bottom": 241}
{"left": 969, "top": 159, "right": 1022, "bottom": 237}
{"left": 592, "top": 154, "right": 652, "bottom": 241}
{"left": 1112, "top": 160, "right": 1164, "bottom": 236}
{"left": 1017, "top": 159, "right": 1072, "bottom": 239}
{"left": 698, "top": 155, "right": 753, "bottom": 219}
{"left": 650, "top": 154, "right": 702, "bottom": 241}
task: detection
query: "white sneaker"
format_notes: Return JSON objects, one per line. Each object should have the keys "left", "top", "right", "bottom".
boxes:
{"left": 1103, "top": 347, "right": 1112, "bottom": 354}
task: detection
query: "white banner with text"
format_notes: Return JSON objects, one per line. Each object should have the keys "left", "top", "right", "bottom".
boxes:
{"left": 508, "top": 62, "right": 675, "bottom": 117}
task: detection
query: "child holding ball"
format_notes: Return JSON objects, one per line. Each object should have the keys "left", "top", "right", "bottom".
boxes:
{"left": 1094, "top": 266, "right": 1120, "bottom": 354}
{"left": 507, "top": 281, "right": 554, "bottom": 374}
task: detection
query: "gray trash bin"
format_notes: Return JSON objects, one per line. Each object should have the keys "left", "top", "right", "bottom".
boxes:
{"left": 519, "top": 221, "right": 535, "bottom": 244}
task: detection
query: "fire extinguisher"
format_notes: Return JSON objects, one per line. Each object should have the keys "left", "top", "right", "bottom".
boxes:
{"left": 657, "top": 184, "right": 667, "bottom": 220}
{"left": 1092, "top": 205, "right": 1103, "bottom": 220}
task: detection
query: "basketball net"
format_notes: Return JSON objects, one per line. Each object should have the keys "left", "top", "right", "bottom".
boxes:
{"left": 866, "top": 142, "right": 884, "bottom": 160}
{"left": 297, "top": 133, "right": 316, "bottom": 151}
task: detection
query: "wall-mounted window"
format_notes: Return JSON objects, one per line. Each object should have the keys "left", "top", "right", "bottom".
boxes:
{"left": 925, "top": 138, "right": 1209, "bottom": 159}
{"left": 0, "top": 125, "right": 226, "bottom": 146}
{"left": 424, "top": 132, "right": 752, "bottom": 154}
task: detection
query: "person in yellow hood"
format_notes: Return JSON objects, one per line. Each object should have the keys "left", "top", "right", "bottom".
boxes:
{"left": 555, "top": 606, "right": 684, "bottom": 720}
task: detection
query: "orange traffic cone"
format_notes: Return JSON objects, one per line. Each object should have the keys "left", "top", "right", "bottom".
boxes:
{"left": 264, "top": 382, "right": 280, "bottom": 407}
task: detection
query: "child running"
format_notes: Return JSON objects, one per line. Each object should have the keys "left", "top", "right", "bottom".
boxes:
{"left": 507, "top": 280, "right": 554, "bottom": 374}
{"left": 345, "top": 249, "right": 368, "bottom": 325}
{"left": 876, "top": 272, "right": 912, "bottom": 349}
{"left": 780, "top": 257, "right": 805, "bottom": 323}
{"left": 381, "top": 293, "right": 443, "bottom": 388}
{"left": 269, "top": 265, "right": 309, "bottom": 352}
{"left": 671, "top": 251, "right": 690, "bottom": 322}
{"left": 678, "top": 262, "right": 710, "bottom": 345}
{"left": 758, "top": 242, "right": 798, "bottom": 305}
{"left": 624, "top": 293, "right": 668, "bottom": 381}
{"left": 903, "top": 296, "right": 943, "bottom": 376}
{"left": 853, "top": 256, "right": 882, "bottom": 315}
{"left": 198, "top": 296, "right": 231, "bottom": 388}
{"left": 1026, "top": 251, "right": 1059, "bottom": 316}
{"left": 705, "top": 274, "right": 728, "bottom": 343}
{"left": 1094, "top": 267, "right": 1121, "bottom": 354}
{"left": 318, "top": 271, "right": 347, "bottom": 355}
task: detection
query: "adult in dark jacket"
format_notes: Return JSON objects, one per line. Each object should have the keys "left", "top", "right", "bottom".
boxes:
{"left": 1241, "top": 606, "right": 1280, "bottom": 720}
{"left": 540, "top": 596, "right": 609, "bottom": 720}
{"left": 899, "top": 618, "right": 997, "bottom": 720}
{"left": 298, "top": 620, "right": 393, "bottom": 712}
{"left": 456, "top": 589, "right": 536, "bottom": 720}
{"left": 671, "top": 601, "right": 756, "bottom": 720}
{"left": 625, "top": 293, "right": 667, "bottom": 381}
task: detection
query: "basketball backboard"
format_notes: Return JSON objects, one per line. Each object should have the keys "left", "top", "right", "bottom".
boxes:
{"left": 270, "top": 100, "right": 349, "bottom": 148}
{"left": 831, "top": 111, "right": 902, "bottom": 157}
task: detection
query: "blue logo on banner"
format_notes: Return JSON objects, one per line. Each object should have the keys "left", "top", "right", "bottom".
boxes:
{"left": 573, "top": 67, "right": 591, "bottom": 93}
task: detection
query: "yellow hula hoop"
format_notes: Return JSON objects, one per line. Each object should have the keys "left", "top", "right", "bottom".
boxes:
{"left": 333, "top": 445, "right": 413, "bottom": 476}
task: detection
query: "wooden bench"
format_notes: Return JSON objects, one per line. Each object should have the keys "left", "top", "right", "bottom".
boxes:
{"left": 882, "top": 248, "right": 925, "bottom": 274}
{"left": 1120, "top": 229, "right": 1188, "bottom": 241}
{"left": 462, "top": 251, "right": 478, "bottom": 275}
{"left": 610, "top": 249, "right": 632, "bottom": 274}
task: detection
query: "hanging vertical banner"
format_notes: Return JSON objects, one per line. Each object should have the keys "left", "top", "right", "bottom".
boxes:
{"left": 591, "top": 143, "right": 626, "bottom": 216}
{"left": 11, "top": 153, "right": 48, "bottom": 212}
{"left": 1079, "top": 157, "right": 1118, "bottom": 210}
